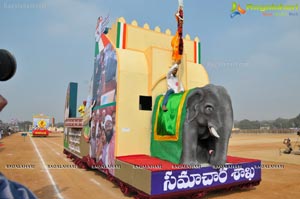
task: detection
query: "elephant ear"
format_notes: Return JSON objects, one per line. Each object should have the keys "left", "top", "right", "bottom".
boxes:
{"left": 186, "top": 88, "right": 204, "bottom": 123}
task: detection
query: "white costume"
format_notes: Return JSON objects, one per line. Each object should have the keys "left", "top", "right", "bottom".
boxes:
{"left": 166, "top": 64, "right": 184, "bottom": 93}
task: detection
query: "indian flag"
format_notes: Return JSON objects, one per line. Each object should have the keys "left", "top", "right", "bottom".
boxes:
{"left": 95, "top": 34, "right": 110, "bottom": 57}
{"left": 116, "top": 22, "right": 127, "bottom": 49}
{"left": 194, "top": 41, "right": 201, "bottom": 64}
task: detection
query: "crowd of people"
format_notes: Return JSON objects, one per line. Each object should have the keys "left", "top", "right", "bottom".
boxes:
{"left": 0, "top": 126, "right": 13, "bottom": 140}
{"left": 88, "top": 107, "right": 116, "bottom": 172}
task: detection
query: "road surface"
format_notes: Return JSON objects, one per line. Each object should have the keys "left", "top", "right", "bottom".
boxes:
{"left": 0, "top": 132, "right": 299, "bottom": 199}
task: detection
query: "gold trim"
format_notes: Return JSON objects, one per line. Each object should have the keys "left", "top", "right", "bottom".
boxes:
{"left": 176, "top": 91, "right": 189, "bottom": 135}
{"left": 153, "top": 96, "right": 164, "bottom": 140}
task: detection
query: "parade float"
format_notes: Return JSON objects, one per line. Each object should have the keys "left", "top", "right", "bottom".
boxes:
{"left": 63, "top": 4, "right": 261, "bottom": 198}
{"left": 32, "top": 114, "right": 50, "bottom": 137}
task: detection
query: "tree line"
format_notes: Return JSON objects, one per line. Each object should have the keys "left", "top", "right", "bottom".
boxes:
{"left": 0, "top": 120, "right": 65, "bottom": 132}
{"left": 235, "top": 114, "right": 300, "bottom": 130}
{"left": 2, "top": 113, "right": 300, "bottom": 131}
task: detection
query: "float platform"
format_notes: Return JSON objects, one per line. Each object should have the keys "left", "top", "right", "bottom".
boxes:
{"left": 114, "top": 155, "right": 261, "bottom": 198}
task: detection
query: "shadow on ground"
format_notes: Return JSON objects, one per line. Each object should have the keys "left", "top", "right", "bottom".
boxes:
{"left": 203, "top": 186, "right": 257, "bottom": 199}
{"left": 31, "top": 135, "right": 62, "bottom": 139}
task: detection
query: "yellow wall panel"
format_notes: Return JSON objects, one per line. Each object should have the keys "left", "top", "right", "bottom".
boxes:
{"left": 110, "top": 18, "right": 209, "bottom": 157}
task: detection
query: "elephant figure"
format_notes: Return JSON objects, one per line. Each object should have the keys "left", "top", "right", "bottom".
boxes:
{"left": 181, "top": 84, "right": 233, "bottom": 166}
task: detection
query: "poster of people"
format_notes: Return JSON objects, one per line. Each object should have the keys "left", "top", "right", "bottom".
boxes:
{"left": 89, "top": 106, "right": 116, "bottom": 171}
{"left": 88, "top": 15, "right": 117, "bottom": 174}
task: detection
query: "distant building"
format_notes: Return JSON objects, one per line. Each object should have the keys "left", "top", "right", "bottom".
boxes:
{"left": 260, "top": 126, "right": 270, "bottom": 130}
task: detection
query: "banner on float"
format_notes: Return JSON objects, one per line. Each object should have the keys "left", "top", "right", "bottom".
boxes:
{"left": 151, "top": 161, "right": 261, "bottom": 195}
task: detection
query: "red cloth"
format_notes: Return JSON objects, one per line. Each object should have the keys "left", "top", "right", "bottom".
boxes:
{"left": 117, "top": 155, "right": 260, "bottom": 172}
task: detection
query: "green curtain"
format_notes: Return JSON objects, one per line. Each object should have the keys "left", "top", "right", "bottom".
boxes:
{"left": 150, "top": 90, "right": 192, "bottom": 164}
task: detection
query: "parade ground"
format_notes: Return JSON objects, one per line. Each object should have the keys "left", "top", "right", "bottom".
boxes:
{"left": 0, "top": 132, "right": 299, "bottom": 199}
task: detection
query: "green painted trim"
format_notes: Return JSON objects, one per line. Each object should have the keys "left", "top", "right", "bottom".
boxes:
{"left": 198, "top": 42, "right": 201, "bottom": 64}
{"left": 95, "top": 42, "right": 99, "bottom": 57}
{"left": 116, "top": 22, "right": 121, "bottom": 48}
{"left": 151, "top": 94, "right": 163, "bottom": 136}
{"left": 93, "top": 102, "right": 116, "bottom": 111}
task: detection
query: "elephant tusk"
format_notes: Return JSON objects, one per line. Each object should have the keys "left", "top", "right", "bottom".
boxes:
{"left": 209, "top": 127, "right": 220, "bottom": 138}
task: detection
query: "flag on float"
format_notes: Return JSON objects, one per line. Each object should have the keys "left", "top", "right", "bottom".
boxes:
{"left": 116, "top": 22, "right": 127, "bottom": 49}
{"left": 95, "top": 34, "right": 110, "bottom": 57}
{"left": 95, "top": 15, "right": 110, "bottom": 56}
{"left": 194, "top": 41, "right": 201, "bottom": 64}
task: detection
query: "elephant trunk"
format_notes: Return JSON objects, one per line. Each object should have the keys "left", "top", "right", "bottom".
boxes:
{"left": 211, "top": 141, "right": 228, "bottom": 166}
{"left": 209, "top": 127, "right": 231, "bottom": 166}
{"left": 210, "top": 87, "right": 233, "bottom": 166}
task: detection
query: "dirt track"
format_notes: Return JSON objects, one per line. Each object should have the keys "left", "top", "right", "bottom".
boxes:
{"left": 207, "top": 133, "right": 300, "bottom": 199}
{"left": 0, "top": 132, "right": 128, "bottom": 199}
{"left": 0, "top": 132, "right": 299, "bottom": 199}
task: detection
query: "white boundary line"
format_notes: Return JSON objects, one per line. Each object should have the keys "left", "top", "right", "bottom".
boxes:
{"left": 36, "top": 138, "right": 120, "bottom": 198}
{"left": 39, "top": 140, "right": 70, "bottom": 162}
{"left": 30, "top": 137, "right": 64, "bottom": 199}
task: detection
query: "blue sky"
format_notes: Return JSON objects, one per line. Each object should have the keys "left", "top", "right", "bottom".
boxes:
{"left": 0, "top": 0, "right": 299, "bottom": 123}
